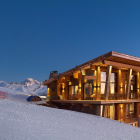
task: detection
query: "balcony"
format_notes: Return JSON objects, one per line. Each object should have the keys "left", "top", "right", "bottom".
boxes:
{"left": 64, "top": 93, "right": 140, "bottom": 101}
{"left": 69, "top": 94, "right": 79, "bottom": 100}
{"left": 108, "top": 93, "right": 140, "bottom": 100}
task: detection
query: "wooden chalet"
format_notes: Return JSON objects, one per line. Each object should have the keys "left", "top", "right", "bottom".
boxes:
{"left": 43, "top": 51, "right": 140, "bottom": 127}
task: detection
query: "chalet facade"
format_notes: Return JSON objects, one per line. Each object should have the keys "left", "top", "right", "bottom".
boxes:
{"left": 43, "top": 51, "right": 140, "bottom": 127}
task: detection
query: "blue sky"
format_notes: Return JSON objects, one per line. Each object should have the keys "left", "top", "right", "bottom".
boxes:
{"left": 1, "top": 0, "right": 140, "bottom": 83}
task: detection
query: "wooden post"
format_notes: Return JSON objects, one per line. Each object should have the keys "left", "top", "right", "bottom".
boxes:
{"left": 96, "top": 66, "right": 101, "bottom": 100}
{"left": 105, "top": 65, "right": 112, "bottom": 100}
{"left": 93, "top": 70, "right": 97, "bottom": 100}
{"left": 102, "top": 105, "right": 107, "bottom": 117}
{"left": 65, "top": 81, "right": 69, "bottom": 100}
{"left": 78, "top": 80, "right": 82, "bottom": 100}
{"left": 136, "top": 72, "right": 140, "bottom": 99}
{"left": 126, "top": 69, "right": 132, "bottom": 99}
{"left": 62, "top": 83, "right": 66, "bottom": 100}
{"left": 81, "top": 83, "right": 84, "bottom": 100}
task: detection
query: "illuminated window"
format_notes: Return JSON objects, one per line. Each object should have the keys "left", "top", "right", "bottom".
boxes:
{"left": 71, "top": 85, "right": 78, "bottom": 95}
{"left": 110, "top": 73, "right": 116, "bottom": 94}
{"left": 84, "top": 83, "right": 93, "bottom": 100}
{"left": 101, "top": 71, "right": 116, "bottom": 95}
{"left": 101, "top": 72, "right": 106, "bottom": 94}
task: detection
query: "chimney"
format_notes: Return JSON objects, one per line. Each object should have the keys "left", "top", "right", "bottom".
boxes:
{"left": 49, "top": 71, "right": 58, "bottom": 79}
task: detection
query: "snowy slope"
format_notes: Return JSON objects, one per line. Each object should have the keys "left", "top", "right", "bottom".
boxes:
{"left": 0, "top": 78, "right": 47, "bottom": 96}
{"left": 1, "top": 99, "right": 140, "bottom": 140}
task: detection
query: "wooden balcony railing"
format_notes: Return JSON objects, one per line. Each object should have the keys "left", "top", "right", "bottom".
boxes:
{"left": 57, "top": 93, "right": 140, "bottom": 101}
{"left": 108, "top": 93, "right": 140, "bottom": 100}
{"left": 69, "top": 94, "right": 79, "bottom": 100}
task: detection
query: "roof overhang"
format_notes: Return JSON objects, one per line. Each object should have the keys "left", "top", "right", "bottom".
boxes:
{"left": 43, "top": 51, "right": 140, "bottom": 85}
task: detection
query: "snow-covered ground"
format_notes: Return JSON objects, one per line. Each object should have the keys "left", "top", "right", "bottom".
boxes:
{"left": 1, "top": 99, "right": 140, "bottom": 140}
{"left": 1, "top": 78, "right": 140, "bottom": 139}
{"left": 0, "top": 78, "right": 47, "bottom": 96}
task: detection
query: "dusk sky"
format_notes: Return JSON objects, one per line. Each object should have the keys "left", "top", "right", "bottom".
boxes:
{"left": 1, "top": 0, "right": 140, "bottom": 83}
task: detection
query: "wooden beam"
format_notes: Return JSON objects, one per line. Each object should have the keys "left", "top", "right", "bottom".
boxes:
{"left": 58, "top": 78, "right": 65, "bottom": 83}
{"left": 96, "top": 66, "right": 101, "bottom": 100}
{"left": 103, "top": 60, "right": 140, "bottom": 71}
{"left": 65, "top": 81, "right": 69, "bottom": 100}
{"left": 126, "top": 69, "right": 132, "bottom": 99}
{"left": 81, "top": 69, "right": 86, "bottom": 75}
{"left": 75, "top": 70, "right": 81, "bottom": 73}
{"left": 85, "top": 76, "right": 96, "bottom": 80}
{"left": 78, "top": 73, "right": 83, "bottom": 80}
{"left": 73, "top": 72, "right": 78, "bottom": 79}
{"left": 65, "top": 75, "right": 71, "bottom": 81}
{"left": 90, "top": 65, "right": 96, "bottom": 70}
{"left": 105, "top": 65, "right": 112, "bottom": 100}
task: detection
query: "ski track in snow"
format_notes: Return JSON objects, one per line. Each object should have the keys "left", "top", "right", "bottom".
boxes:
{"left": 0, "top": 99, "right": 140, "bottom": 140}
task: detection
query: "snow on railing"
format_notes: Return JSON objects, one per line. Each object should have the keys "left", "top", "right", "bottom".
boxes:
{"left": 0, "top": 91, "right": 8, "bottom": 99}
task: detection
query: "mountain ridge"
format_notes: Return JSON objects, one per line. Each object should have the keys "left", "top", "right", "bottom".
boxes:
{"left": 0, "top": 78, "right": 47, "bottom": 96}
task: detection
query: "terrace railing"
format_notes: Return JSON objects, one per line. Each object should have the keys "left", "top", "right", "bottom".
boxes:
{"left": 67, "top": 93, "right": 140, "bottom": 101}
{"left": 69, "top": 94, "right": 79, "bottom": 100}
{"left": 108, "top": 93, "right": 140, "bottom": 100}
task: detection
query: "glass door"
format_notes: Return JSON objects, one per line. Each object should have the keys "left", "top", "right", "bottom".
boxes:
{"left": 84, "top": 83, "right": 93, "bottom": 100}
{"left": 69, "top": 85, "right": 78, "bottom": 100}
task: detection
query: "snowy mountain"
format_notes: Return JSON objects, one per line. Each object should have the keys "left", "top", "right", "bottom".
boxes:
{"left": 0, "top": 78, "right": 47, "bottom": 96}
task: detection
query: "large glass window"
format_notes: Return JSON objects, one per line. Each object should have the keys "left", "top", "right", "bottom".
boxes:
{"left": 110, "top": 73, "right": 116, "bottom": 94}
{"left": 71, "top": 85, "right": 78, "bottom": 94}
{"left": 84, "top": 83, "right": 93, "bottom": 100}
{"left": 101, "top": 72, "right": 106, "bottom": 94}
{"left": 69, "top": 85, "right": 78, "bottom": 100}
{"left": 101, "top": 71, "right": 116, "bottom": 95}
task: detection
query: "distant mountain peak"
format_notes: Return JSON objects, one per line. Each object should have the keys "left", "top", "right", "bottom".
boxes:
{"left": 0, "top": 78, "right": 47, "bottom": 96}
{"left": 21, "top": 78, "right": 40, "bottom": 85}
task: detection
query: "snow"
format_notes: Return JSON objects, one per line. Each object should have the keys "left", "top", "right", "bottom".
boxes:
{"left": 1, "top": 99, "right": 140, "bottom": 140}
{"left": 1, "top": 79, "right": 140, "bottom": 140}
{"left": 0, "top": 78, "right": 47, "bottom": 96}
